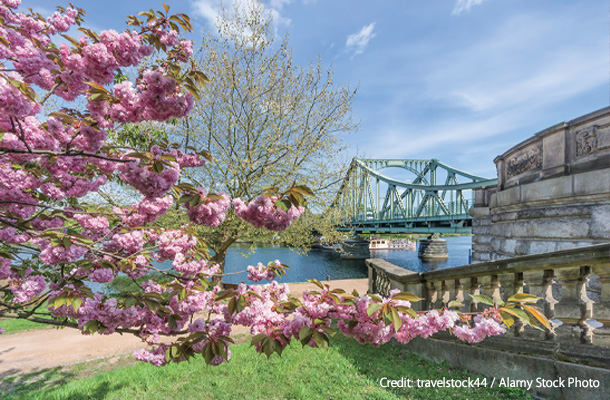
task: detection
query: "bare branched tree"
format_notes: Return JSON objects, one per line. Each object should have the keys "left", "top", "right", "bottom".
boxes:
{"left": 166, "top": 1, "right": 358, "bottom": 276}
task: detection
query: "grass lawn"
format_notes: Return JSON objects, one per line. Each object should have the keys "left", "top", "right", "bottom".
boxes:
{"left": 0, "top": 318, "right": 52, "bottom": 334}
{"left": 1, "top": 334, "right": 531, "bottom": 400}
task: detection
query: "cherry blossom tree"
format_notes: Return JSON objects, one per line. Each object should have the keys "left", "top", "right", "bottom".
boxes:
{"left": 0, "top": 0, "right": 550, "bottom": 366}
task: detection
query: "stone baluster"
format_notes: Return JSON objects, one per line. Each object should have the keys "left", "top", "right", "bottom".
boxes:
{"left": 441, "top": 280, "right": 456, "bottom": 307}
{"left": 469, "top": 277, "right": 481, "bottom": 312}
{"left": 499, "top": 272, "right": 525, "bottom": 337}
{"left": 479, "top": 274, "right": 501, "bottom": 306}
{"left": 453, "top": 278, "right": 469, "bottom": 313}
{"left": 452, "top": 279, "right": 466, "bottom": 312}
{"left": 541, "top": 270, "right": 558, "bottom": 340}
{"left": 521, "top": 270, "right": 551, "bottom": 340}
{"left": 425, "top": 280, "right": 438, "bottom": 311}
{"left": 405, "top": 281, "right": 426, "bottom": 312}
{"left": 554, "top": 266, "right": 594, "bottom": 344}
{"left": 591, "top": 265, "right": 610, "bottom": 347}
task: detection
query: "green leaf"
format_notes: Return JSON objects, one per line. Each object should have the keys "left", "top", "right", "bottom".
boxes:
{"left": 72, "top": 297, "right": 82, "bottom": 311}
{"left": 313, "top": 330, "right": 329, "bottom": 348}
{"left": 507, "top": 293, "right": 540, "bottom": 304}
{"left": 262, "top": 339, "right": 275, "bottom": 358}
{"left": 523, "top": 305, "right": 551, "bottom": 330}
{"left": 271, "top": 339, "right": 284, "bottom": 357}
{"left": 391, "top": 307, "right": 402, "bottom": 332}
{"left": 83, "top": 320, "right": 99, "bottom": 333}
{"left": 53, "top": 294, "right": 67, "bottom": 309}
{"left": 308, "top": 279, "right": 324, "bottom": 289}
{"left": 215, "top": 289, "right": 235, "bottom": 301}
{"left": 320, "top": 326, "right": 336, "bottom": 337}
{"left": 153, "top": 161, "right": 164, "bottom": 173}
{"left": 203, "top": 343, "right": 214, "bottom": 364}
{"left": 367, "top": 303, "right": 383, "bottom": 317}
{"left": 391, "top": 292, "right": 424, "bottom": 302}
{"left": 499, "top": 312, "right": 515, "bottom": 329}
{"left": 469, "top": 294, "right": 495, "bottom": 306}
{"left": 124, "top": 297, "right": 137, "bottom": 308}
{"left": 236, "top": 296, "right": 246, "bottom": 313}
{"left": 298, "top": 326, "right": 313, "bottom": 341}
{"left": 500, "top": 307, "right": 531, "bottom": 325}
{"left": 448, "top": 300, "right": 465, "bottom": 308}
{"left": 251, "top": 333, "right": 267, "bottom": 346}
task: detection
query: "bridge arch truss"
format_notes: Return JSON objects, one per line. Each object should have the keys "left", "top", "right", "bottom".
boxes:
{"left": 332, "top": 158, "right": 497, "bottom": 234}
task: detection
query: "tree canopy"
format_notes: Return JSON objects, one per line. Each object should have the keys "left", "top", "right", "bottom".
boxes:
{"left": 0, "top": 0, "right": 549, "bottom": 368}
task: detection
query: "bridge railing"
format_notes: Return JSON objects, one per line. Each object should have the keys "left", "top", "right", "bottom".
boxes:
{"left": 366, "top": 243, "right": 610, "bottom": 360}
{"left": 348, "top": 199, "right": 475, "bottom": 222}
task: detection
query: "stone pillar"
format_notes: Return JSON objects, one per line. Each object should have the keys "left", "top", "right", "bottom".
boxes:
{"left": 418, "top": 235, "right": 449, "bottom": 260}
{"left": 554, "top": 266, "right": 594, "bottom": 343}
{"left": 592, "top": 264, "right": 610, "bottom": 347}
{"left": 340, "top": 237, "right": 370, "bottom": 259}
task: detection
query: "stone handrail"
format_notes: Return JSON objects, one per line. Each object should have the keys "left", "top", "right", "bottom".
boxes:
{"left": 366, "top": 243, "right": 610, "bottom": 352}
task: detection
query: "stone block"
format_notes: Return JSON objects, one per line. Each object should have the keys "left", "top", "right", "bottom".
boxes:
{"left": 543, "top": 129, "right": 566, "bottom": 169}
{"left": 521, "top": 175, "right": 572, "bottom": 203}
{"left": 475, "top": 234, "right": 492, "bottom": 244}
{"left": 491, "top": 210, "right": 518, "bottom": 223}
{"left": 590, "top": 204, "right": 610, "bottom": 239}
{"left": 527, "top": 240, "right": 559, "bottom": 254}
{"left": 554, "top": 362, "right": 610, "bottom": 400}
{"left": 490, "top": 237, "right": 505, "bottom": 253}
{"left": 469, "top": 206, "right": 490, "bottom": 218}
{"left": 493, "top": 186, "right": 521, "bottom": 207}
{"left": 529, "top": 217, "right": 591, "bottom": 239}
{"left": 399, "top": 337, "right": 610, "bottom": 400}
{"left": 490, "top": 221, "right": 529, "bottom": 239}
{"left": 473, "top": 253, "right": 491, "bottom": 262}
{"left": 555, "top": 241, "right": 596, "bottom": 252}
{"left": 573, "top": 169, "right": 610, "bottom": 197}
{"left": 472, "top": 225, "right": 491, "bottom": 235}
{"left": 500, "top": 238, "right": 517, "bottom": 255}
{"left": 472, "top": 243, "right": 492, "bottom": 253}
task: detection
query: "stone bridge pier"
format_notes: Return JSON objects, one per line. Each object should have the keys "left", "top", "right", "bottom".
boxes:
{"left": 470, "top": 107, "right": 610, "bottom": 263}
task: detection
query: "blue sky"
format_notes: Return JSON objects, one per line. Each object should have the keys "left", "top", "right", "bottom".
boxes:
{"left": 25, "top": 0, "right": 609, "bottom": 179}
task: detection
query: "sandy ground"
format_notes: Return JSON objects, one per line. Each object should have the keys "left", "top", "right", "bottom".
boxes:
{"left": 0, "top": 278, "right": 369, "bottom": 377}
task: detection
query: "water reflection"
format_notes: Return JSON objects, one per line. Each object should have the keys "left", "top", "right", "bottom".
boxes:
{"left": 223, "top": 236, "right": 472, "bottom": 284}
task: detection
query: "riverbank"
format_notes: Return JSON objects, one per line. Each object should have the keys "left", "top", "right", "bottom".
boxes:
{"left": 0, "top": 279, "right": 368, "bottom": 377}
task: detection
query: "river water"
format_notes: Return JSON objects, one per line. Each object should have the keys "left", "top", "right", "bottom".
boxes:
{"left": 222, "top": 236, "right": 472, "bottom": 285}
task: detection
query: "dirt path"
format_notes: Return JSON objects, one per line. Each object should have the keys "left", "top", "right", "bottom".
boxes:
{"left": 0, "top": 278, "right": 369, "bottom": 377}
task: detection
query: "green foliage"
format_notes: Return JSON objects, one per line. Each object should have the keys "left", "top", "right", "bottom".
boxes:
{"left": 104, "top": 273, "right": 174, "bottom": 295}
{"left": 0, "top": 318, "right": 51, "bottom": 334}
{"left": 2, "top": 336, "right": 531, "bottom": 400}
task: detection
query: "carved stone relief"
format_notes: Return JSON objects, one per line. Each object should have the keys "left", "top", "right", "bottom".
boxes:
{"left": 506, "top": 143, "right": 543, "bottom": 178}
{"left": 574, "top": 126, "right": 599, "bottom": 157}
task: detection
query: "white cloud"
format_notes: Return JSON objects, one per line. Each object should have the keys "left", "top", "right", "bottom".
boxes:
{"left": 190, "top": 0, "right": 292, "bottom": 32}
{"left": 452, "top": 0, "right": 488, "bottom": 16}
{"left": 345, "top": 22, "right": 376, "bottom": 56}
{"left": 425, "top": 13, "right": 607, "bottom": 113}
{"left": 348, "top": 9, "right": 606, "bottom": 175}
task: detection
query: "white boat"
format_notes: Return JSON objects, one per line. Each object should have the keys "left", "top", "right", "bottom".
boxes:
{"left": 369, "top": 238, "right": 416, "bottom": 250}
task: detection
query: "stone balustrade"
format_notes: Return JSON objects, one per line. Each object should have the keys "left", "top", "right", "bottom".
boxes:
{"left": 367, "top": 243, "right": 610, "bottom": 359}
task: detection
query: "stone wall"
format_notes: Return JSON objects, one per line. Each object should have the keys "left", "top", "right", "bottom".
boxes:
{"left": 471, "top": 107, "right": 610, "bottom": 262}
{"left": 366, "top": 244, "right": 610, "bottom": 399}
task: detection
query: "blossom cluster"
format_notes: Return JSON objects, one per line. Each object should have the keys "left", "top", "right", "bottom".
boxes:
{"left": 114, "top": 195, "right": 173, "bottom": 227}
{"left": 246, "top": 260, "right": 282, "bottom": 282}
{"left": 233, "top": 195, "right": 304, "bottom": 231}
{"left": 128, "top": 282, "right": 509, "bottom": 367}
{"left": 185, "top": 190, "right": 231, "bottom": 227}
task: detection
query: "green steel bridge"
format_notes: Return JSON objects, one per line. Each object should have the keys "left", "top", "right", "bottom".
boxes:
{"left": 332, "top": 158, "right": 498, "bottom": 234}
